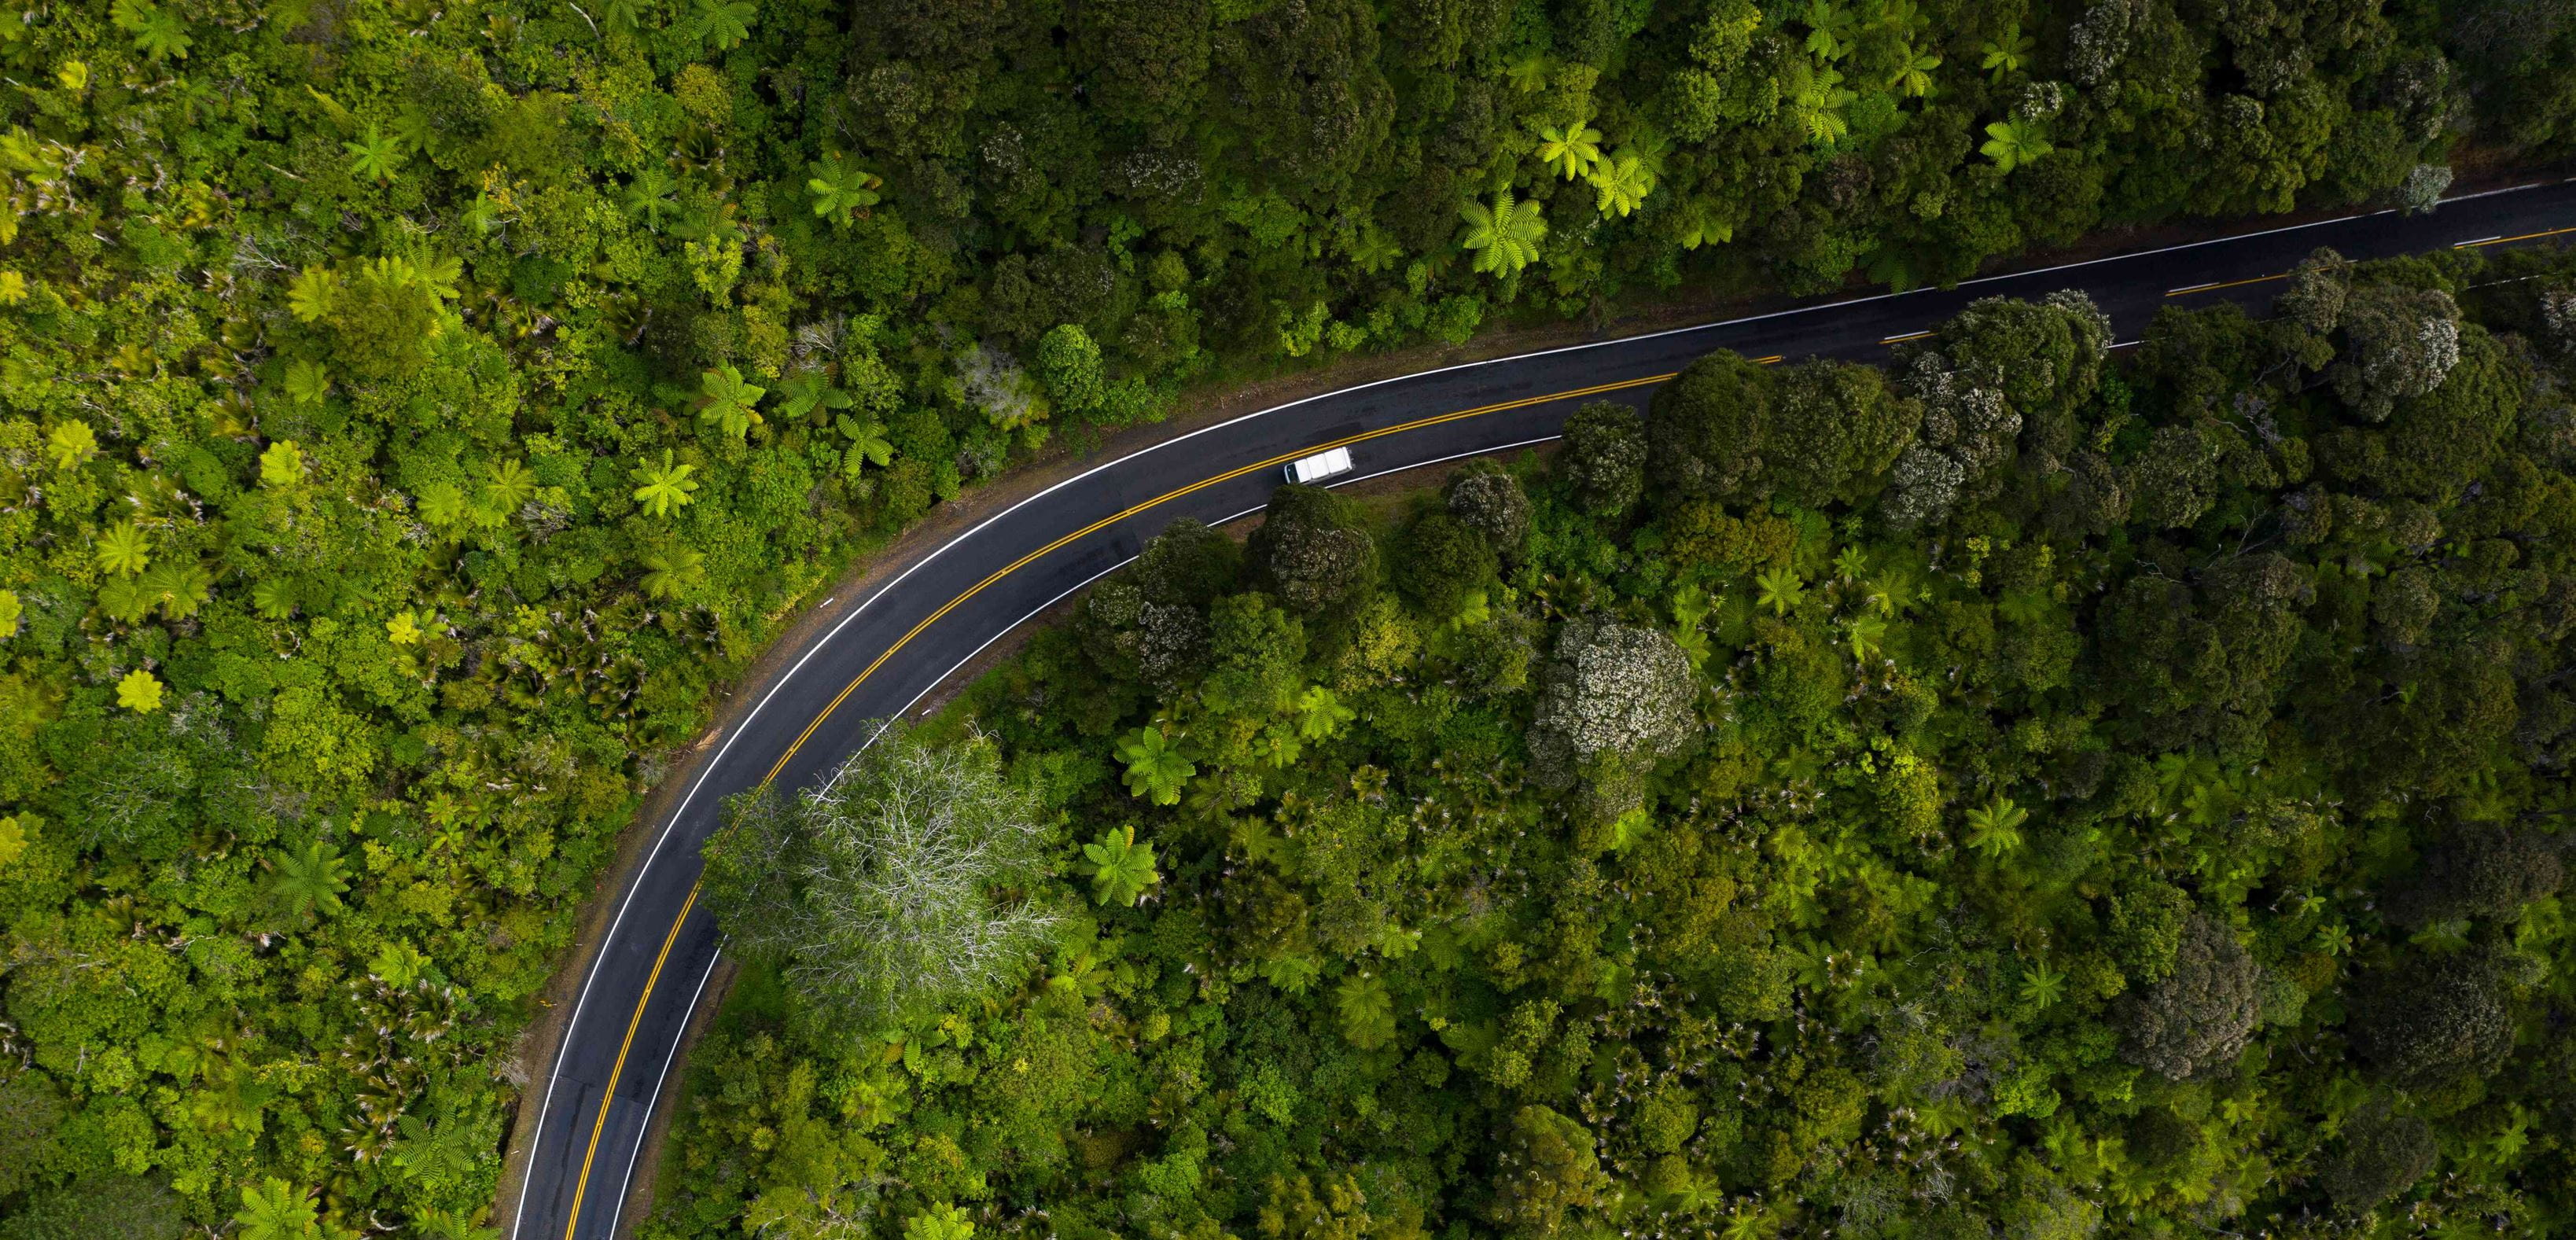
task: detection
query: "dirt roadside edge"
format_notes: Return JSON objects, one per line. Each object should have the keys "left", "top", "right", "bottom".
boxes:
{"left": 491, "top": 162, "right": 2567, "bottom": 1232}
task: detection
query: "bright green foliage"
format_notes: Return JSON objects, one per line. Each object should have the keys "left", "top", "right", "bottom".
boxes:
{"left": 1796, "top": 66, "right": 1858, "bottom": 145}
{"left": 1963, "top": 794, "right": 2028, "bottom": 858}
{"left": 282, "top": 359, "right": 329, "bottom": 403}
{"left": 1888, "top": 46, "right": 1941, "bottom": 98}
{"left": 46, "top": 420, "right": 96, "bottom": 470}
{"left": 1035, "top": 324, "right": 1106, "bottom": 418}
{"left": 0, "top": 590, "right": 18, "bottom": 639}
{"left": 1845, "top": 613, "right": 1886, "bottom": 660}
{"left": 696, "top": 366, "right": 767, "bottom": 440}
{"left": 1588, "top": 151, "right": 1656, "bottom": 217}
{"left": 1345, "top": 226, "right": 1403, "bottom": 274}
{"left": 264, "top": 841, "right": 351, "bottom": 921}
{"left": 115, "top": 668, "right": 163, "bottom": 712}
{"left": 285, "top": 267, "right": 339, "bottom": 322}
{"left": 1115, "top": 727, "right": 1194, "bottom": 805}
{"left": 342, "top": 125, "right": 404, "bottom": 184}
{"left": 96, "top": 521, "right": 150, "bottom": 576}
{"left": 2018, "top": 959, "right": 2067, "bottom": 1010}
{"left": 903, "top": 1205, "right": 975, "bottom": 1240}
{"left": 110, "top": 0, "right": 190, "bottom": 60}
{"left": 459, "top": 190, "right": 503, "bottom": 234}
{"left": 1755, "top": 565, "right": 1805, "bottom": 615}
{"left": 837, "top": 417, "right": 894, "bottom": 476}
{"left": 1332, "top": 972, "right": 1396, "bottom": 1050}
{"left": 624, "top": 168, "right": 679, "bottom": 230}
{"left": 1533, "top": 123, "right": 1603, "bottom": 181}
{"left": 259, "top": 440, "right": 305, "bottom": 488}
{"left": 1459, "top": 191, "right": 1547, "bottom": 278}
{"left": 631, "top": 451, "right": 701, "bottom": 516}
{"left": 1080, "top": 825, "right": 1161, "bottom": 907}
{"left": 232, "top": 1179, "right": 318, "bottom": 1240}
{"left": 691, "top": 0, "right": 756, "bottom": 50}
{"left": 806, "top": 153, "right": 882, "bottom": 224}
{"left": 775, "top": 369, "right": 852, "bottom": 422}
{"left": 1800, "top": 0, "right": 1854, "bottom": 59}
{"left": 1982, "top": 119, "right": 2054, "bottom": 172}
{"left": 1980, "top": 23, "right": 2032, "bottom": 81}
{"left": 1293, "top": 685, "right": 1353, "bottom": 740}
{"left": 640, "top": 548, "right": 708, "bottom": 600}
{"left": 248, "top": 577, "right": 300, "bottom": 620}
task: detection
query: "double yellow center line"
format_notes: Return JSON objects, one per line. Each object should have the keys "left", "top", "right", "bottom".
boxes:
{"left": 545, "top": 204, "right": 2576, "bottom": 1233}
{"left": 2167, "top": 272, "right": 2289, "bottom": 297}
{"left": 554, "top": 885, "right": 698, "bottom": 1240}
{"left": 2452, "top": 224, "right": 2576, "bottom": 250}
{"left": 551, "top": 369, "right": 1677, "bottom": 1240}
{"left": 753, "top": 370, "right": 1674, "bottom": 782}
{"left": 2162, "top": 224, "right": 2576, "bottom": 298}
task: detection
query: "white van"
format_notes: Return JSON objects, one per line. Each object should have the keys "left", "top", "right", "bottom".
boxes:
{"left": 1283, "top": 447, "right": 1354, "bottom": 485}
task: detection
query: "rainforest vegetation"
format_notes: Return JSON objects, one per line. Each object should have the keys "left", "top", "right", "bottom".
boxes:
{"left": 2, "top": 0, "right": 2576, "bottom": 1234}
{"left": 668, "top": 248, "right": 2576, "bottom": 1239}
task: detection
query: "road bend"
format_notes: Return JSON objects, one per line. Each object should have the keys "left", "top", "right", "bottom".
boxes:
{"left": 510, "top": 178, "right": 2576, "bottom": 1240}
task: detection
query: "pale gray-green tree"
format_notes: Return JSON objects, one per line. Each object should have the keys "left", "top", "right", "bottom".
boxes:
{"left": 701, "top": 725, "right": 1057, "bottom": 1033}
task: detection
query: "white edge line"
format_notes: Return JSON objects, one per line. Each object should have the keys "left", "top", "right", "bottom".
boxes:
{"left": 819, "top": 558, "right": 1140, "bottom": 795}
{"left": 1959, "top": 176, "right": 2549, "bottom": 293}
{"left": 591, "top": 429, "right": 1584, "bottom": 1235}
{"left": 2448, "top": 181, "right": 2550, "bottom": 202}
{"left": 2167, "top": 282, "right": 2221, "bottom": 295}
{"left": 518, "top": 232, "right": 1767, "bottom": 1240}
{"left": 515, "top": 174, "right": 2571, "bottom": 1238}
{"left": 594, "top": 552, "right": 1146, "bottom": 1237}
{"left": 1950, "top": 212, "right": 2353, "bottom": 289}
{"left": 602, "top": 945, "right": 723, "bottom": 1240}
{"left": 2455, "top": 236, "right": 2504, "bottom": 248}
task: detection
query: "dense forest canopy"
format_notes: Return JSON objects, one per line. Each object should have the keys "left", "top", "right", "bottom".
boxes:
{"left": 1, "top": 0, "right": 2574, "bottom": 1234}
{"left": 666, "top": 248, "right": 2576, "bottom": 1240}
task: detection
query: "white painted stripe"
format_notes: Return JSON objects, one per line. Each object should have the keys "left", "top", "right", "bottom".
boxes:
{"left": 514, "top": 174, "right": 2572, "bottom": 1239}
{"left": 602, "top": 946, "right": 722, "bottom": 1239}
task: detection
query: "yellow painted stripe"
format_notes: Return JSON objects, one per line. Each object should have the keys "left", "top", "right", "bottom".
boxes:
{"left": 757, "top": 370, "right": 1676, "bottom": 783}
{"left": 2456, "top": 225, "right": 2576, "bottom": 248}
{"left": 2165, "top": 272, "right": 2287, "bottom": 296}
{"left": 561, "top": 881, "right": 701, "bottom": 1240}
{"left": 1879, "top": 330, "right": 1932, "bottom": 344}
{"left": 1751, "top": 355, "right": 1785, "bottom": 365}
{"left": 555, "top": 370, "right": 1680, "bottom": 1235}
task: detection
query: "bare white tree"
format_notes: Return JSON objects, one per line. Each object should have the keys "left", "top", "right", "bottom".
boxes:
{"left": 702, "top": 724, "right": 1057, "bottom": 1034}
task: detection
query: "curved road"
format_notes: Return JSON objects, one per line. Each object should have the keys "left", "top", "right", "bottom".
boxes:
{"left": 510, "top": 178, "right": 2576, "bottom": 1240}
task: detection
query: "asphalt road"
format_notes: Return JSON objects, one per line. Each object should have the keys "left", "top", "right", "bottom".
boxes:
{"left": 509, "top": 177, "right": 2576, "bottom": 1240}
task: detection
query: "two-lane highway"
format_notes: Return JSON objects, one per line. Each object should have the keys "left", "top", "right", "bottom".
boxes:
{"left": 510, "top": 178, "right": 2576, "bottom": 1240}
